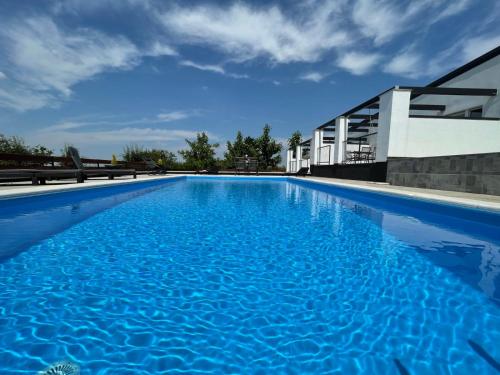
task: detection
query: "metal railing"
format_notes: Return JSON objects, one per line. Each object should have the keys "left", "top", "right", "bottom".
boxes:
{"left": 342, "top": 132, "right": 377, "bottom": 164}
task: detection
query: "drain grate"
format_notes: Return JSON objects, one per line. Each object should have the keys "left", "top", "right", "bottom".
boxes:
{"left": 38, "top": 361, "right": 80, "bottom": 375}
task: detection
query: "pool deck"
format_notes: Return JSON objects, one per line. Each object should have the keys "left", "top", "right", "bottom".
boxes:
{"left": 1, "top": 174, "right": 500, "bottom": 212}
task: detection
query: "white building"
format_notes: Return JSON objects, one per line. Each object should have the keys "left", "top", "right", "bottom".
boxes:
{"left": 288, "top": 45, "right": 500, "bottom": 195}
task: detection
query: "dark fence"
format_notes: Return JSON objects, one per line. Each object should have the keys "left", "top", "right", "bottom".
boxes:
{"left": 310, "top": 162, "right": 387, "bottom": 182}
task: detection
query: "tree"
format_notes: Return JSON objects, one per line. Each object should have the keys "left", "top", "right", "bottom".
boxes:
{"left": 30, "top": 145, "right": 53, "bottom": 156}
{"left": 155, "top": 150, "right": 177, "bottom": 169}
{"left": 0, "top": 134, "right": 53, "bottom": 155}
{"left": 0, "top": 134, "right": 31, "bottom": 154}
{"left": 122, "top": 144, "right": 145, "bottom": 162}
{"left": 122, "top": 144, "right": 177, "bottom": 168}
{"left": 256, "top": 124, "right": 282, "bottom": 169}
{"left": 178, "top": 132, "right": 219, "bottom": 170}
{"left": 287, "top": 131, "right": 302, "bottom": 158}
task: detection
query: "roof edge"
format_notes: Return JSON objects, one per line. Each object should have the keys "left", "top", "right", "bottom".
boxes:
{"left": 427, "top": 45, "right": 500, "bottom": 88}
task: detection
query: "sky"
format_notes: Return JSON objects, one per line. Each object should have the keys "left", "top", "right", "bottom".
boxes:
{"left": 0, "top": 0, "right": 499, "bottom": 160}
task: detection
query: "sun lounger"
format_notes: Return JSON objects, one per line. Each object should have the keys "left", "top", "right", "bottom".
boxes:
{"left": 68, "top": 147, "right": 136, "bottom": 180}
{"left": 0, "top": 168, "right": 84, "bottom": 185}
{"left": 295, "top": 167, "right": 309, "bottom": 176}
{"left": 143, "top": 158, "right": 167, "bottom": 175}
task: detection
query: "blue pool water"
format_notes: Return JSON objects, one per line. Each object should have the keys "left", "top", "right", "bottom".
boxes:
{"left": 0, "top": 177, "right": 499, "bottom": 374}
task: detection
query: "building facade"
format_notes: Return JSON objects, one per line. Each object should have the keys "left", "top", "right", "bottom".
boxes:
{"left": 288, "top": 46, "right": 500, "bottom": 195}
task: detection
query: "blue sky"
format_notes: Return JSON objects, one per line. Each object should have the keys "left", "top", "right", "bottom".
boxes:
{"left": 0, "top": 0, "right": 499, "bottom": 160}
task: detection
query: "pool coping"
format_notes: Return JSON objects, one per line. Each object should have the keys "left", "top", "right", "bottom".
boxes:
{"left": 0, "top": 175, "right": 183, "bottom": 200}
{"left": 289, "top": 176, "right": 500, "bottom": 213}
{"left": 1, "top": 174, "right": 499, "bottom": 213}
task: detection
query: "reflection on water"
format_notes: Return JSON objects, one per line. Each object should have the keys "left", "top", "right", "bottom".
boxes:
{"left": 293, "top": 180, "right": 500, "bottom": 303}
{"left": 0, "top": 178, "right": 181, "bottom": 261}
{"left": 0, "top": 177, "right": 499, "bottom": 374}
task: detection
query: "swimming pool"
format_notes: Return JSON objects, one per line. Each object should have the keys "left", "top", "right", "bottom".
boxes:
{"left": 0, "top": 176, "right": 499, "bottom": 374}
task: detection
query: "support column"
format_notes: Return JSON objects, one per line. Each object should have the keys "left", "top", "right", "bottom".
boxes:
{"left": 295, "top": 145, "right": 303, "bottom": 170}
{"left": 333, "top": 116, "right": 347, "bottom": 164}
{"left": 376, "top": 88, "right": 411, "bottom": 162}
{"left": 310, "top": 129, "right": 322, "bottom": 165}
{"left": 286, "top": 149, "right": 294, "bottom": 172}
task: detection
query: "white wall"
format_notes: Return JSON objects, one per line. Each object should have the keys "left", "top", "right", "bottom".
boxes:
{"left": 377, "top": 89, "right": 411, "bottom": 162}
{"left": 412, "top": 54, "right": 500, "bottom": 118}
{"left": 389, "top": 117, "right": 500, "bottom": 157}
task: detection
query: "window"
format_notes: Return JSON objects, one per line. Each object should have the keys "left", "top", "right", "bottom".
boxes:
{"left": 448, "top": 106, "right": 483, "bottom": 118}
{"left": 469, "top": 107, "right": 483, "bottom": 118}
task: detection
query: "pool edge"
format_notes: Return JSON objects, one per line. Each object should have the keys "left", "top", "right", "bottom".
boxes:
{"left": 0, "top": 175, "right": 185, "bottom": 200}
{"left": 289, "top": 176, "right": 500, "bottom": 214}
{"left": 2, "top": 174, "right": 499, "bottom": 214}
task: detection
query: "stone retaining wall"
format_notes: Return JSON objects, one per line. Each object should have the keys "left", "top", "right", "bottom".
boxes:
{"left": 387, "top": 153, "right": 500, "bottom": 195}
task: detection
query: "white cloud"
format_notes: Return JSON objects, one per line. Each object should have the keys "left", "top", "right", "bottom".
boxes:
{"left": 0, "top": 1, "right": 481, "bottom": 111}
{"left": 352, "top": 0, "right": 473, "bottom": 45}
{"left": 42, "top": 127, "right": 209, "bottom": 143}
{"left": 0, "top": 86, "right": 57, "bottom": 112}
{"left": 461, "top": 35, "right": 500, "bottom": 62}
{"left": 425, "top": 34, "right": 500, "bottom": 77}
{"left": 384, "top": 50, "right": 423, "bottom": 78}
{"left": 0, "top": 16, "right": 175, "bottom": 111}
{"left": 299, "top": 71, "right": 327, "bottom": 83}
{"left": 147, "top": 41, "right": 178, "bottom": 57}
{"left": 43, "top": 121, "right": 88, "bottom": 131}
{"left": 352, "top": 0, "right": 423, "bottom": 45}
{"left": 3, "top": 17, "right": 139, "bottom": 96}
{"left": 51, "top": 0, "right": 152, "bottom": 15}
{"left": 158, "top": 2, "right": 351, "bottom": 64}
{"left": 386, "top": 33, "right": 500, "bottom": 79}
{"left": 179, "top": 60, "right": 249, "bottom": 79}
{"left": 336, "top": 51, "right": 381, "bottom": 75}
{"left": 180, "top": 60, "right": 225, "bottom": 74}
{"left": 43, "top": 111, "right": 196, "bottom": 132}
{"left": 433, "top": 0, "right": 473, "bottom": 22}
{"left": 31, "top": 126, "right": 219, "bottom": 154}
{"left": 156, "top": 110, "right": 191, "bottom": 122}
